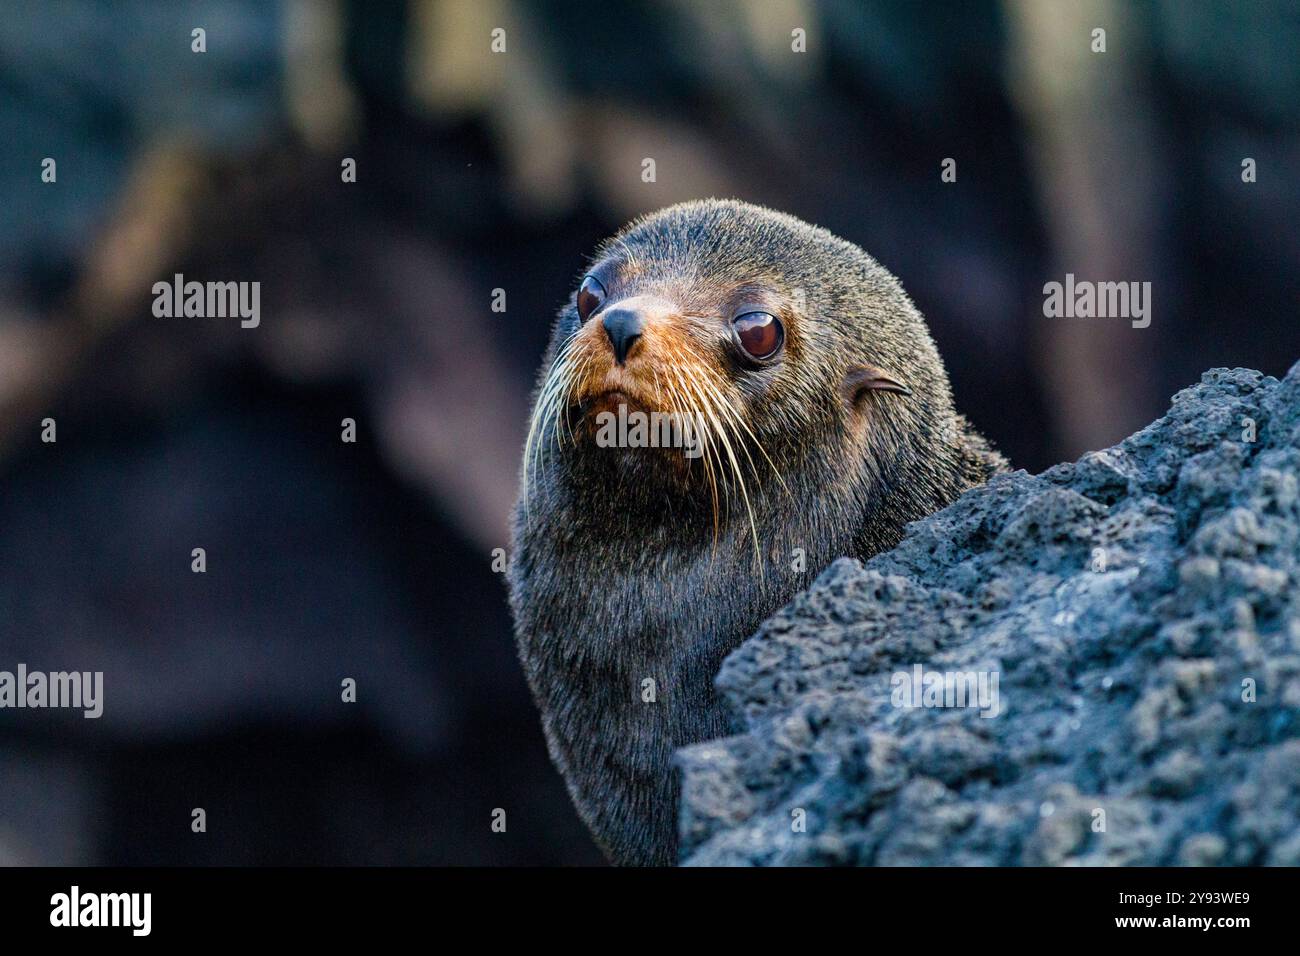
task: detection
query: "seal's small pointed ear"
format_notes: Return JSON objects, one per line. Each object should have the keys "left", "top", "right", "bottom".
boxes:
{"left": 841, "top": 365, "right": 912, "bottom": 411}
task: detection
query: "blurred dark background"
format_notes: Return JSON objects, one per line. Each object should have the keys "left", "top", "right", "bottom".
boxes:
{"left": 0, "top": 0, "right": 1296, "bottom": 864}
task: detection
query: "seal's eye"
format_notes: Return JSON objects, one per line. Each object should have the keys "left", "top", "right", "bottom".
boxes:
{"left": 733, "top": 311, "right": 784, "bottom": 360}
{"left": 577, "top": 276, "right": 607, "bottom": 322}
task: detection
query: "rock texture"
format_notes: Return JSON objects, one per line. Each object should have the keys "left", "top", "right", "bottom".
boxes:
{"left": 678, "top": 364, "right": 1300, "bottom": 866}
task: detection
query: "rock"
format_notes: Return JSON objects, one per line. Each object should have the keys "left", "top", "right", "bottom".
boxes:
{"left": 678, "top": 364, "right": 1300, "bottom": 865}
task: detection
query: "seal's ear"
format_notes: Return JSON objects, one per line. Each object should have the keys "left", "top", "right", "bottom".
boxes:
{"left": 841, "top": 365, "right": 912, "bottom": 412}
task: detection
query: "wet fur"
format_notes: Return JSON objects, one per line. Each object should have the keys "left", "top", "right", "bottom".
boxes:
{"left": 508, "top": 200, "right": 1006, "bottom": 865}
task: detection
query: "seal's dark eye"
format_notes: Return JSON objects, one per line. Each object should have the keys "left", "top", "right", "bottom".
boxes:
{"left": 577, "top": 276, "right": 606, "bottom": 322}
{"left": 733, "top": 311, "right": 784, "bottom": 360}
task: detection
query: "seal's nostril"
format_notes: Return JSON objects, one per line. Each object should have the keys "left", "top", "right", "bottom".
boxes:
{"left": 602, "top": 308, "right": 645, "bottom": 364}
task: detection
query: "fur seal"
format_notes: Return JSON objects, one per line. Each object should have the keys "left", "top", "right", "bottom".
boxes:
{"left": 508, "top": 199, "right": 1006, "bottom": 865}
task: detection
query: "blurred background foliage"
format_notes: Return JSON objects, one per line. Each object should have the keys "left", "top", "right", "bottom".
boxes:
{"left": 0, "top": 0, "right": 1296, "bottom": 863}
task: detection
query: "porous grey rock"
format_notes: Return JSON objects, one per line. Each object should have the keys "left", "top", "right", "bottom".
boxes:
{"left": 678, "top": 363, "right": 1300, "bottom": 866}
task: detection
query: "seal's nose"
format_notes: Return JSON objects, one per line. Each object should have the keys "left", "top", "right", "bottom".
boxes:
{"left": 601, "top": 307, "right": 645, "bottom": 365}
